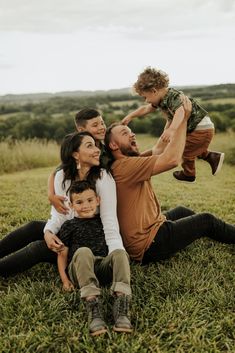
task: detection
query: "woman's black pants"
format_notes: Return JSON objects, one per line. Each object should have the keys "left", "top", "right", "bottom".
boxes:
{"left": 0, "top": 221, "right": 56, "bottom": 276}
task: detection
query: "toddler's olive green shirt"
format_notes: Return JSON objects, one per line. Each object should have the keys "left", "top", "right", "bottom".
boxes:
{"left": 152, "top": 88, "right": 208, "bottom": 133}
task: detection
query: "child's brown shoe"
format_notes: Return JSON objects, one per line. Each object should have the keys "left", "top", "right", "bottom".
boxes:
{"left": 173, "top": 171, "right": 196, "bottom": 183}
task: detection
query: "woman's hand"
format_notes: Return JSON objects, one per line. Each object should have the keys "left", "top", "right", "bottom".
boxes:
{"left": 62, "top": 280, "right": 74, "bottom": 292}
{"left": 44, "top": 231, "right": 65, "bottom": 253}
{"left": 49, "top": 194, "right": 69, "bottom": 215}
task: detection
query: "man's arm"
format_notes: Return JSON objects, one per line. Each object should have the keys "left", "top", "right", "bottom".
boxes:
{"left": 141, "top": 121, "right": 170, "bottom": 157}
{"left": 151, "top": 98, "right": 192, "bottom": 176}
{"left": 121, "top": 104, "right": 156, "bottom": 125}
{"left": 48, "top": 171, "right": 69, "bottom": 215}
{"left": 160, "top": 94, "right": 191, "bottom": 143}
{"left": 57, "top": 247, "right": 74, "bottom": 291}
{"left": 160, "top": 108, "right": 185, "bottom": 143}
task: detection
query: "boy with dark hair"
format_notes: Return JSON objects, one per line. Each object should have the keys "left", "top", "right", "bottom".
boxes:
{"left": 57, "top": 180, "right": 133, "bottom": 337}
{"left": 122, "top": 66, "right": 224, "bottom": 183}
{"left": 74, "top": 108, "right": 106, "bottom": 145}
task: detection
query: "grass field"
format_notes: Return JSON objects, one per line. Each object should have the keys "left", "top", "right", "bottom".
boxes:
{"left": 202, "top": 98, "right": 235, "bottom": 105}
{"left": 0, "top": 139, "right": 60, "bottom": 175}
{"left": 0, "top": 135, "right": 235, "bottom": 353}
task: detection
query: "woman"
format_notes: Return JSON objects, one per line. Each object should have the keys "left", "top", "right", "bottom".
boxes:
{"left": 0, "top": 132, "right": 124, "bottom": 276}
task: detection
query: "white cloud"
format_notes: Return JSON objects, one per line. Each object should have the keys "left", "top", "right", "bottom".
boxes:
{"left": 0, "top": 0, "right": 234, "bottom": 94}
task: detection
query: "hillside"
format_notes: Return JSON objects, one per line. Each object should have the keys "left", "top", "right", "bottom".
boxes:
{"left": 1, "top": 83, "right": 235, "bottom": 104}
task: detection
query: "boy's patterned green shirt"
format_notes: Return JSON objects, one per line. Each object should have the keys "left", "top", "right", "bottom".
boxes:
{"left": 153, "top": 88, "right": 208, "bottom": 133}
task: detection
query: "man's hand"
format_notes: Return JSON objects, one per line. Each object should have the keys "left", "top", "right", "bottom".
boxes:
{"left": 49, "top": 194, "right": 69, "bottom": 215}
{"left": 180, "top": 94, "right": 192, "bottom": 121}
{"left": 160, "top": 127, "right": 176, "bottom": 143}
{"left": 62, "top": 280, "right": 74, "bottom": 292}
{"left": 44, "top": 231, "right": 65, "bottom": 253}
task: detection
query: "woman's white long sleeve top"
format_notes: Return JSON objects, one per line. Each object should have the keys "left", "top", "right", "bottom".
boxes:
{"left": 44, "top": 169, "right": 124, "bottom": 254}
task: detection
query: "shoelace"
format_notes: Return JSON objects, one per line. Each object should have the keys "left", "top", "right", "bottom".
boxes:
{"left": 115, "top": 296, "right": 129, "bottom": 317}
{"left": 90, "top": 300, "right": 103, "bottom": 319}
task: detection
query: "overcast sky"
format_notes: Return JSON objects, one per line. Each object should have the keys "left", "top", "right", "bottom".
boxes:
{"left": 0, "top": 0, "right": 235, "bottom": 95}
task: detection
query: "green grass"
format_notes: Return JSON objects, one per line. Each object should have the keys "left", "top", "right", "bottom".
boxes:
{"left": 202, "top": 97, "right": 235, "bottom": 105}
{"left": 0, "top": 137, "right": 235, "bottom": 352}
{"left": 0, "top": 139, "right": 60, "bottom": 175}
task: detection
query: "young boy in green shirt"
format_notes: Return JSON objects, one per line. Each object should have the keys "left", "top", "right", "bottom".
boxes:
{"left": 122, "top": 67, "right": 224, "bottom": 182}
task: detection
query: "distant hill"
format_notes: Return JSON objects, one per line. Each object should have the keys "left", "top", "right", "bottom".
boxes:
{"left": 0, "top": 84, "right": 234, "bottom": 104}
{"left": 0, "top": 88, "right": 132, "bottom": 104}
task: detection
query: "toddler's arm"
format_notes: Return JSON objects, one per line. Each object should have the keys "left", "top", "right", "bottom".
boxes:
{"left": 57, "top": 247, "right": 74, "bottom": 291}
{"left": 48, "top": 171, "right": 69, "bottom": 215}
{"left": 122, "top": 104, "right": 156, "bottom": 125}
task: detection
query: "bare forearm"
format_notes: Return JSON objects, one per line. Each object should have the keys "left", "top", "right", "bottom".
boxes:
{"left": 122, "top": 104, "right": 155, "bottom": 124}
{"left": 151, "top": 117, "right": 187, "bottom": 175}
{"left": 57, "top": 249, "right": 69, "bottom": 283}
{"left": 131, "top": 104, "right": 153, "bottom": 117}
{"left": 169, "top": 110, "right": 184, "bottom": 131}
{"left": 141, "top": 140, "right": 167, "bottom": 156}
{"left": 149, "top": 121, "right": 170, "bottom": 155}
{"left": 48, "top": 171, "right": 56, "bottom": 201}
{"left": 162, "top": 118, "right": 187, "bottom": 164}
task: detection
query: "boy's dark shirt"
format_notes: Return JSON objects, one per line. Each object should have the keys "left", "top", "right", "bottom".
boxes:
{"left": 59, "top": 215, "right": 108, "bottom": 264}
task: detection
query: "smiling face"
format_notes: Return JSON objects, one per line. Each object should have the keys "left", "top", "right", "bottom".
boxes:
{"left": 78, "top": 116, "right": 106, "bottom": 141}
{"left": 71, "top": 188, "right": 99, "bottom": 218}
{"left": 140, "top": 89, "right": 163, "bottom": 106}
{"left": 72, "top": 135, "right": 101, "bottom": 168}
{"left": 109, "top": 124, "right": 140, "bottom": 156}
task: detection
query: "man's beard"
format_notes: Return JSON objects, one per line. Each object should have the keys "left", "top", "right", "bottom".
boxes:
{"left": 119, "top": 145, "right": 140, "bottom": 157}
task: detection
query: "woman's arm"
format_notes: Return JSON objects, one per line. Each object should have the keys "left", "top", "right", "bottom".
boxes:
{"left": 57, "top": 247, "right": 74, "bottom": 291}
{"left": 44, "top": 169, "right": 73, "bottom": 236}
{"left": 96, "top": 170, "right": 125, "bottom": 253}
{"left": 44, "top": 229, "right": 64, "bottom": 253}
{"left": 48, "top": 171, "right": 69, "bottom": 215}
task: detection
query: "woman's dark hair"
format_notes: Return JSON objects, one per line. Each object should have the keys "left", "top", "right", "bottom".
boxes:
{"left": 60, "top": 131, "right": 101, "bottom": 192}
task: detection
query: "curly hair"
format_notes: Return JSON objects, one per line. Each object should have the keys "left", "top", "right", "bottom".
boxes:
{"left": 133, "top": 67, "right": 169, "bottom": 94}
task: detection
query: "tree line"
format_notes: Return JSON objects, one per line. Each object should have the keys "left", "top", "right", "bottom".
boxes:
{"left": 1, "top": 84, "right": 235, "bottom": 141}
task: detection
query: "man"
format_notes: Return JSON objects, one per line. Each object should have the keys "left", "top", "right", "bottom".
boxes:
{"left": 104, "top": 103, "right": 235, "bottom": 265}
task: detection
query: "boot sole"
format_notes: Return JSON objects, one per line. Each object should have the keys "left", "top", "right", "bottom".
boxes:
{"left": 90, "top": 328, "right": 108, "bottom": 336}
{"left": 113, "top": 326, "right": 133, "bottom": 333}
{"left": 213, "top": 153, "right": 225, "bottom": 175}
{"left": 173, "top": 179, "right": 196, "bottom": 183}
